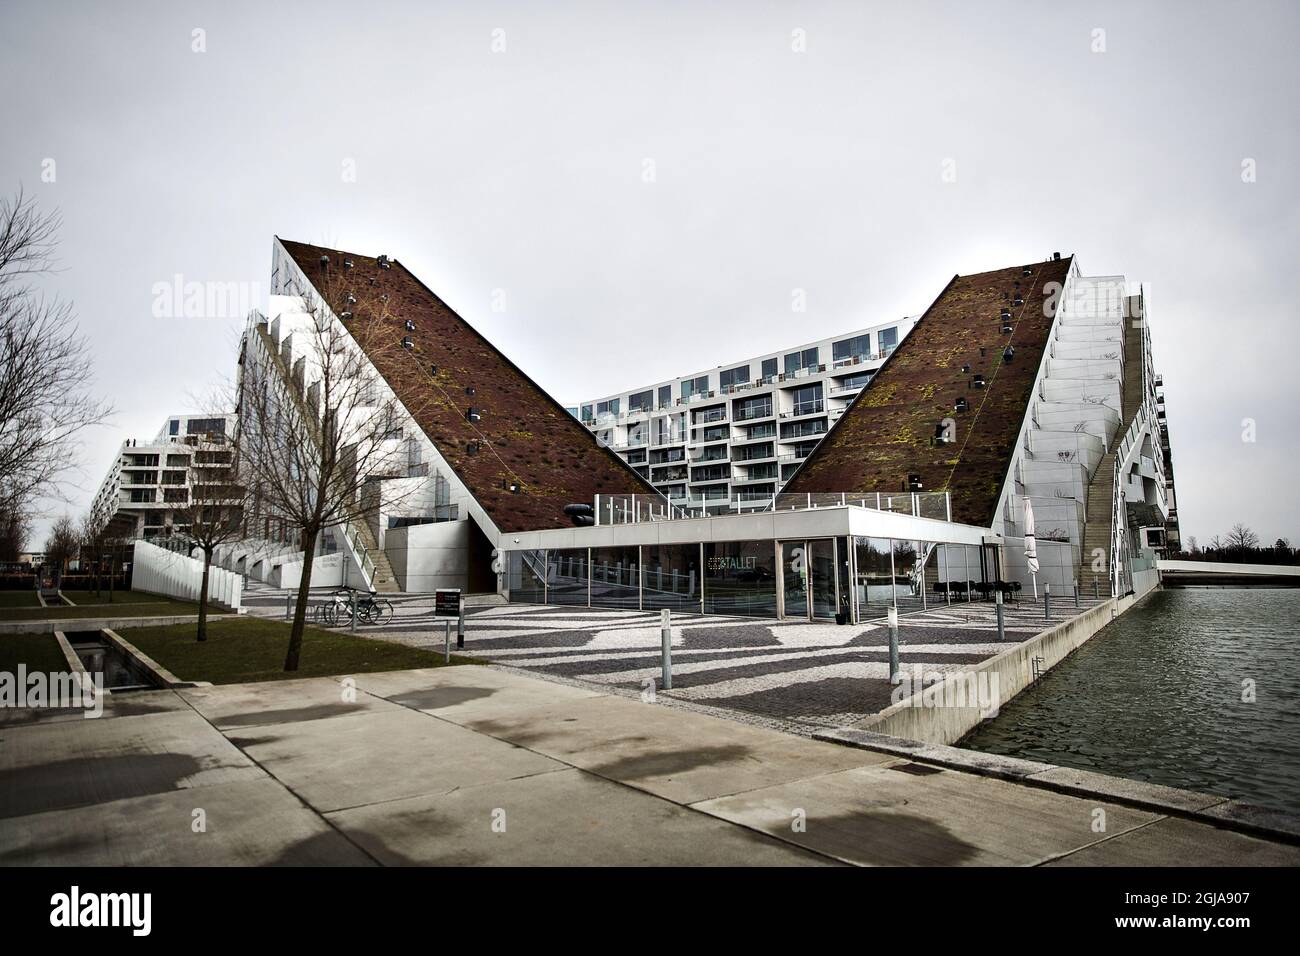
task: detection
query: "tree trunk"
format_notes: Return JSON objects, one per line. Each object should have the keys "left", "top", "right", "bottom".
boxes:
{"left": 197, "top": 547, "right": 213, "bottom": 642}
{"left": 283, "top": 527, "right": 318, "bottom": 672}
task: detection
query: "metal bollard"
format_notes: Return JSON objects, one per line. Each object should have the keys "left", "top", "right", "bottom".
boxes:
{"left": 351, "top": 596, "right": 357, "bottom": 633}
{"left": 1074, "top": 578, "right": 1079, "bottom": 608}
{"left": 444, "top": 620, "right": 451, "bottom": 663}
{"left": 285, "top": 593, "right": 291, "bottom": 621}
{"left": 888, "top": 606, "right": 900, "bottom": 685}
{"left": 457, "top": 604, "right": 465, "bottom": 650}
{"left": 995, "top": 588, "right": 1005, "bottom": 642}
{"left": 1044, "top": 583, "right": 1051, "bottom": 620}
{"left": 660, "top": 608, "right": 673, "bottom": 691}
{"left": 1093, "top": 578, "right": 1099, "bottom": 600}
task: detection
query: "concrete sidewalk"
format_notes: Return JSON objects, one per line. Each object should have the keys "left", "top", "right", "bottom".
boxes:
{"left": 1, "top": 665, "right": 1297, "bottom": 866}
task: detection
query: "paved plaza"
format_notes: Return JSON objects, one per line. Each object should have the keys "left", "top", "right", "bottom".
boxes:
{"left": 274, "top": 593, "right": 1106, "bottom": 733}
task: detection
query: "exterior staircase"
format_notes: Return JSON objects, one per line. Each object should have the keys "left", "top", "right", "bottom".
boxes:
{"left": 1075, "top": 305, "right": 1145, "bottom": 596}
{"left": 349, "top": 519, "right": 399, "bottom": 592}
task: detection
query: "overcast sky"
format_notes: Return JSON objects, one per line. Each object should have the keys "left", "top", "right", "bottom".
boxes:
{"left": 2, "top": 0, "right": 1297, "bottom": 548}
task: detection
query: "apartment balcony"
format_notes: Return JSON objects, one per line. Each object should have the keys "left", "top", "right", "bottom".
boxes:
{"left": 692, "top": 407, "right": 728, "bottom": 425}
{"left": 733, "top": 405, "right": 775, "bottom": 422}
{"left": 781, "top": 400, "right": 826, "bottom": 419}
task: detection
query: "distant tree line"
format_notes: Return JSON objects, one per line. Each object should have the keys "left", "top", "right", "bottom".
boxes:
{"left": 1173, "top": 524, "right": 1298, "bottom": 566}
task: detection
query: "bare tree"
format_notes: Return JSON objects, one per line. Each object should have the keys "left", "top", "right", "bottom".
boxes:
{"left": 0, "top": 502, "right": 29, "bottom": 562}
{"left": 43, "top": 514, "right": 80, "bottom": 577}
{"left": 0, "top": 190, "right": 113, "bottom": 513}
{"left": 169, "top": 420, "right": 245, "bottom": 641}
{"left": 1225, "top": 523, "right": 1260, "bottom": 552}
{"left": 236, "top": 266, "right": 428, "bottom": 670}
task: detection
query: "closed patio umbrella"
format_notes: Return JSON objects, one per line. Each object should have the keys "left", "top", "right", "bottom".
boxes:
{"left": 1023, "top": 497, "right": 1040, "bottom": 599}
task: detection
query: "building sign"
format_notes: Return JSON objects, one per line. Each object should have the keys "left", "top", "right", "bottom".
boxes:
{"left": 434, "top": 589, "right": 462, "bottom": 618}
{"left": 707, "top": 555, "right": 756, "bottom": 573}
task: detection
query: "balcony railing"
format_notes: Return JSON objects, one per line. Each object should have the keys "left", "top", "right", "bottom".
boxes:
{"left": 593, "top": 490, "right": 953, "bottom": 524}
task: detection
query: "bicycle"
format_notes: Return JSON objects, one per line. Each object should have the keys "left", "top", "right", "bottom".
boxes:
{"left": 325, "top": 586, "right": 393, "bottom": 626}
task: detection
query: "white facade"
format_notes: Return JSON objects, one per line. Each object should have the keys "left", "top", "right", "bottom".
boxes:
{"left": 569, "top": 318, "right": 917, "bottom": 512}
{"left": 89, "top": 413, "right": 237, "bottom": 541}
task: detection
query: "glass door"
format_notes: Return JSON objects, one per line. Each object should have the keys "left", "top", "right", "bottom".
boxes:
{"left": 779, "top": 541, "right": 808, "bottom": 620}
{"left": 808, "top": 539, "right": 838, "bottom": 620}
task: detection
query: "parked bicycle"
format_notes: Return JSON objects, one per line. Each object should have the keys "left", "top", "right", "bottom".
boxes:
{"left": 319, "top": 586, "right": 393, "bottom": 626}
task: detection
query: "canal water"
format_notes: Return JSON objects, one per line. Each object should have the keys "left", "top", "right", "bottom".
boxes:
{"left": 962, "top": 588, "right": 1300, "bottom": 815}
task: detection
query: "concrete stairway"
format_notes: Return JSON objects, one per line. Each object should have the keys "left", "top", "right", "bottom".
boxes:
{"left": 1075, "top": 309, "right": 1145, "bottom": 596}
{"left": 352, "top": 520, "right": 399, "bottom": 593}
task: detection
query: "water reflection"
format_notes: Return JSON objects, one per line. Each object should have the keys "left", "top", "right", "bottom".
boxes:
{"left": 963, "top": 588, "right": 1300, "bottom": 814}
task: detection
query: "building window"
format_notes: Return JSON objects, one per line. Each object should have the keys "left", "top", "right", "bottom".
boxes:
{"left": 878, "top": 326, "right": 899, "bottom": 355}
{"left": 595, "top": 398, "right": 620, "bottom": 418}
{"left": 703, "top": 540, "right": 777, "bottom": 617}
{"left": 168, "top": 419, "right": 180, "bottom": 436}
{"left": 681, "top": 376, "right": 709, "bottom": 401}
{"left": 719, "top": 365, "right": 750, "bottom": 391}
{"left": 628, "top": 390, "right": 653, "bottom": 413}
{"left": 735, "top": 396, "right": 772, "bottom": 421}
{"left": 761, "top": 357, "right": 778, "bottom": 381}
{"left": 581, "top": 404, "right": 594, "bottom": 422}
{"left": 833, "top": 334, "right": 870, "bottom": 363}
{"left": 840, "top": 372, "right": 872, "bottom": 389}
{"left": 657, "top": 384, "right": 672, "bottom": 409}
{"left": 791, "top": 383, "right": 824, "bottom": 416}
{"left": 784, "top": 347, "right": 819, "bottom": 376}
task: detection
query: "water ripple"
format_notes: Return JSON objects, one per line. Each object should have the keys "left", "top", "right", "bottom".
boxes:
{"left": 963, "top": 588, "right": 1300, "bottom": 814}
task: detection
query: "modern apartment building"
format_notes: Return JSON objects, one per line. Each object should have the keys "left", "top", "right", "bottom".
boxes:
{"left": 89, "top": 414, "right": 238, "bottom": 540}
{"left": 569, "top": 318, "right": 917, "bottom": 511}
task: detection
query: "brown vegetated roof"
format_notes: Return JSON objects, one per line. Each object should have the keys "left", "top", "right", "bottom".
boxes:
{"left": 280, "top": 239, "right": 659, "bottom": 534}
{"left": 783, "top": 256, "right": 1075, "bottom": 526}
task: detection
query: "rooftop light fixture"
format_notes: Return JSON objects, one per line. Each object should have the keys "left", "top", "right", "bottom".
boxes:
{"left": 467, "top": 407, "right": 481, "bottom": 422}
{"left": 319, "top": 255, "right": 329, "bottom": 270}
{"left": 1002, "top": 321, "right": 1014, "bottom": 333}
{"left": 961, "top": 363, "right": 971, "bottom": 373}
{"left": 404, "top": 319, "right": 416, "bottom": 331}
{"left": 1013, "top": 293, "right": 1024, "bottom": 306}
{"left": 466, "top": 441, "right": 480, "bottom": 455}
{"left": 955, "top": 397, "right": 968, "bottom": 411}
{"left": 465, "top": 386, "right": 475, "bottom": 396}
{"left": 1003, "top": 346, "right": 1015, "bottom": 362}
{"left": 908, "top": 473, "right": 924, "bottom": 491}
{"left": 401, "top": 336, "right": 414, "bottom": 349}
{"left": 504, "top": 480, "right": 520, "bottom": 494}
{"left": 1000, "top": 308, "right": 1012, "bottom": 321}
{"left": 340, "top": 311, "right": 353, "bottom": 321}
{"left": 345, "top": 293, "right": 357, "bottom": 305}
{"left": 344, "top": 259, "right": 354, "bottom": 269}
{"left": 933, "top": 423, "right": 952, "bottom": 445}
{"left": 378, "top": 255, "right": 391, "bottom": 269}
{"left": 429, "top": 364, "right": 438, "bottom": 376}
{"left": 973, "top": 374, "right": 986, "bottom": 388}
{"left": 1022, "top": 266, "right": 1032, "bottom": 277}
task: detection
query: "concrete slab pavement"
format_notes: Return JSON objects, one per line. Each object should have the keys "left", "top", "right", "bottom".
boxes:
{"left": 3, "top": 663, "right": 1298, "bottom": 866}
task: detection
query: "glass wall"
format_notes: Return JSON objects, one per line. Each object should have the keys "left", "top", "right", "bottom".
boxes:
{"left": 590, "top": 546, "right": 640, "bottom": 609}
{"left": 546, "top": 548, "right": 589, "bottom": 605}
{"left": 642, "top": 544, "right": 701, "bottom": 612}
{"left": 507, "top": 550, "right": 545, "bottom": 603}
{"left": 704, "top": 540, "right": 777, "bottom": 617}
{"left": 853, "top": 536, "right": 894, "bottom": 620}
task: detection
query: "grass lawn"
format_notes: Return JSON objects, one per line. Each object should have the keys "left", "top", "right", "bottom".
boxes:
{"left": 0, "top": 598, "right": 200, "bottom": 622}
{"left": 124, "top": 617, "right": 479, "bottom": 684}
{"left": 61, "top": 589, "right": 186, "bottom": 606}
{"left": 0, "top": 592, "right": 42, "bottom": 608}
{"left": 0, "top": 632, "right": 69, "bottom": 673}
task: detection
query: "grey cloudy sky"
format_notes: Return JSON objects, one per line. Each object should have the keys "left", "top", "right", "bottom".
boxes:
{"left": 2, "top": 0, "right": 1297, "bottom": 547}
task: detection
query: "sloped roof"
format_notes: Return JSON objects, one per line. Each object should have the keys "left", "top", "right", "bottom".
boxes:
{"left": 783, "top": 256, "right": 1075, "bottom": 526}
{"left": 279, "top": 239, "right": 659, "bottom": 534}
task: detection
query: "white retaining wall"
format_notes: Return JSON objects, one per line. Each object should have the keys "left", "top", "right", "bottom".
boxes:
{"left": 131, "top": 540, "right": 243, "bottom": 611}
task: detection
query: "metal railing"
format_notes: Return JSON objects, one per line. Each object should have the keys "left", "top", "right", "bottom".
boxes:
{"left": 594, "top": 490, "right": 952, "bottom": 524}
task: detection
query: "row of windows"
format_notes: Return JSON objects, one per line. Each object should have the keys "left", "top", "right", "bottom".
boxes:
{"left": 578, "top": 326, "right": 899, "bottom": 422}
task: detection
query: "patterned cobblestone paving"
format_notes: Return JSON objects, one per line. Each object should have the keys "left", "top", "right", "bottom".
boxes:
{"left": 364, "top": 597, "right": 1107, "bottom": 734}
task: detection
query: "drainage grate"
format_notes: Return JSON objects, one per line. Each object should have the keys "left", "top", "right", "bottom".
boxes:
{"left": 889, "top": 762, "right": 945, "bottom": 776}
